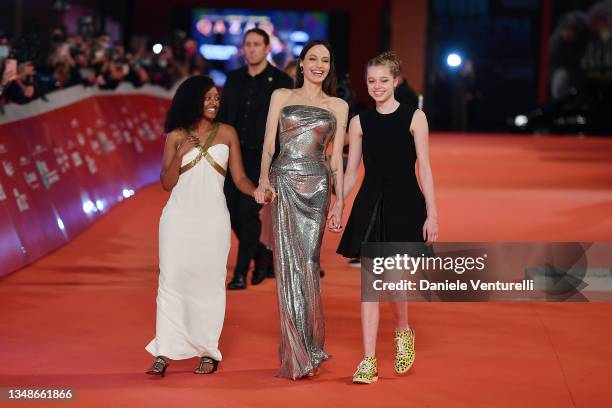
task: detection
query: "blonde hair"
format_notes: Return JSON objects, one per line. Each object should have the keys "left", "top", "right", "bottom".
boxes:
{"left": 366, "top": 51, "right": 402, "bottom": 78}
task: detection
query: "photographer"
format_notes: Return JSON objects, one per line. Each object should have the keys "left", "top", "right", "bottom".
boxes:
{"left": 3, "top": 60, "right": 38, "bottom": 105}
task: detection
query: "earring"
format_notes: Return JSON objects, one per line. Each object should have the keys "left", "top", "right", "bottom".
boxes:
{"left": 299, "top": 66, "right": 303, "bottom": 73}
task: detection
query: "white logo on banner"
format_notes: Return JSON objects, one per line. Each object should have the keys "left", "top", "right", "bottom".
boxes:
{"left": 0, "top": 144, "right": 7, "bottom": 154}
{"left": 86, "top": 127, "right": 93, "bottom": 136}
{"left": 154, "top": 122, "right": 163, "bottom": 134}
{"left": 142, "top": 123, "right": 156, "bottom": 141}
{"left": 70, "top": 119, "right": 79, "bottom": 128}
{"left": 36, "top": 160, "right": 60, "bottom": 189}
{"left": 112, "top": 130, "right": 122, "bottom": 144}
{"left": 76, "top": 132, "right": 86, "bottom": 146}
{"left": 13, "top": 188, "right": 29, "bottom": 212}
{"left": 0, "top": 183, "right": 6, "bottom": 201}
{"left": 134, "top": 137, "right": 144, "bottom": 153}
{"left": 123, "top": 130, "right": 132, "bottom": 143}
{"left": 90, "top": 140, "right": 101, "bottom": 154}
{"left": 3, "top": 160, "right": 15, "bottom": 177}
{"left": 33, "top": 144, "right": 46, "bottom": 155}
{"left": 85, "top": 155, "right": 98, "bottom": 174}
{"left": 54, "top": 147, "right": 70, "bottom": 172}
{"left": 97, "top": 131, "right": 116, "bottom": 152}
{"left": 71, "top": 152, "right": 83, "bottom": 167}
{"left": 23, "top": 171, "right": 40, "bottom": 190}
{"left": 19, "top": 156, "right": 31, "bottom": 166}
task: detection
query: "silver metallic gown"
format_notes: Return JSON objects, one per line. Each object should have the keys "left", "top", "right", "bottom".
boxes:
{"left": 270, "top": 105, "right": 336, "bottom": 380}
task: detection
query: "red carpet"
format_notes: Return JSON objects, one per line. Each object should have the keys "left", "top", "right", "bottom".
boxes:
{"left": 1, "top": 134, "right": 611, "bottom": 407}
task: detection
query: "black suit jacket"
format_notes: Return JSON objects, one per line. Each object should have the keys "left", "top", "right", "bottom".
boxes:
{"left": 217, "top": 63, "right": 293, "bottom": 151}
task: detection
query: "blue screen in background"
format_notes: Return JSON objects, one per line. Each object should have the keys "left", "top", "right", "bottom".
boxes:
{"left": 192, "top": 8, "right": 329, "bottom": 84}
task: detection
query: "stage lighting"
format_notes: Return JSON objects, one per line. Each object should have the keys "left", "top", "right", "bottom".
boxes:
{"left": 83, "top": 200, "right": 96, "bottom": 214}
{"left": 446, "top": 53, "right": 462, "bottom": 68}
{"left": 290, "top": 31, "right": 310, "bottom": 43}
{"left": 293, "top": 45, "right": 304, "bottom": 56}
{"left": 122, "top": 189, "right": 131, "bottom": 198}
{"left": 209, "top": 69, "right": 227, "bottom": 86}
{"left": 514, "top": 115, "right": 529, "bottom": 127}
{"left": 57, "top": 217, "right": 65, "bottom": 230}
{"left": 152, "top": 43, "right": 163, "bottom": 55}
{"left": 514, "top": 115, "right": 528, "bottom": 127}
{"left": 96, "top": 200, "right": 104, "bottom": 211}
{"left": 199, "top": 44, "right": 238, "bottom": 60}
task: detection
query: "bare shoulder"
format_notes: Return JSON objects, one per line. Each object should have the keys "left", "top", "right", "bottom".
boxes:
{"left": 349, "top": 114, "right": 362, "bottom": 131}
{"left": 329, "top": 97, "right": 349, "bottom": 113}
{"left": 411, "top": 108, "right": 427, "bottom": 122}
{"left": 217, "top": 122, "right": 238, "bottom": 143}
{"left": 410, "top": 108, "right": 429, "bottom": 133}
{"left": 166, "top": 129, "right": 186, "bottom": 143}
{"left": 270, "top": 88, "right": 292, "bottom": 108}
{"left": 272, "top": 87, "right": 292, "bottom": 99}
{"left": 218, "top": 122, "right": 237, "bottom": 135}
{"left": 328, "top": 98, "right": 349, "bottom": 127}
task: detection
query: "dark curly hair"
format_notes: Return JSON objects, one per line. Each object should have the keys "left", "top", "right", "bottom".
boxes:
{"left": 164, "top": 75, "right": 215, "bottom": 133}
{"left": 295, "top": 40, "right": 337, "bottom": 97}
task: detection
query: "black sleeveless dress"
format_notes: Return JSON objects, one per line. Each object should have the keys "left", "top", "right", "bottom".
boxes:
{"left": 337, "top": 103, "right": 427, "bottom": 258}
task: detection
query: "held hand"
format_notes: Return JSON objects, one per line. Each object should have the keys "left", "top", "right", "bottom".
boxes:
{"left": 177, "top": 135, "right": 199, "bottom": 158}
{"left": 326, "top": 200, "right": 344, "bottom": 233}
{"left": 254, "top": 179, "right": 276, "bottom": 204}
{"left": 422, "top": 216, "right": 439, "bottom": 244}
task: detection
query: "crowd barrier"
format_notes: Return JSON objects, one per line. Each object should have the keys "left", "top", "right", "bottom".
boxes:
{"left": 0, "top": 84, "right": 173, "bottom": 277}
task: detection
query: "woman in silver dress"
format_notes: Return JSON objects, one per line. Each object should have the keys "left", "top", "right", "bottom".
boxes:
{"left": 254, "top": 41, "right": 348, "bottom": 380}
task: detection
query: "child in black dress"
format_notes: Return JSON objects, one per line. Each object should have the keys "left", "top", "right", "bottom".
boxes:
{"left": 335, "top": 52, "right": 439, "bottom": 384}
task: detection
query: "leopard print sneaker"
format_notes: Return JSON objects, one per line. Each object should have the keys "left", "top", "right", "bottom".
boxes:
{"left": 394, "top": 328, "right": 415, "bottom": 374}
{"left": 352, "top": 356, "right": 378, "bottom": 384}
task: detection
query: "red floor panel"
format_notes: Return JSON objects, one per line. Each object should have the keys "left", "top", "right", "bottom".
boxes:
{"left": 1, "top": 134, "right": 611, "bottom": 407}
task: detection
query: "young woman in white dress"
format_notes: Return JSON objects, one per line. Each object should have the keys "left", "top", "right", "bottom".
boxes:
{"left": 145, "top": 75, "right": 255, "bottom": 377}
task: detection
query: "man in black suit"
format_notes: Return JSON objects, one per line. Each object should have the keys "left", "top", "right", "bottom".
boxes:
{"left": 217, "top": 28, "right": 293, "bottom": 290}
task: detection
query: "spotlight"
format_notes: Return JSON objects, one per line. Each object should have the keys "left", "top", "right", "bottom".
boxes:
{"left": 152, "top": 43, "right": 163, "bottom": 55}
{"left": 289, "top": 31, "right": 309, "bottom": 43}
{"left": 292, "top": 45, "right": 304, "bottom": 56}
{"left": 82, "top": 200, "right": 95, "bottom": 214}
{"left": 514, "top": 115, "right": 528, "bottom": 127}
{"left": 96, "top": 200, "right": 104, "bottom": 211}
{"left": 446, "top": 53, "right": 462, "bottom": 68}
{"left": 57, "top": 218, "right": 65, "bottom": 230}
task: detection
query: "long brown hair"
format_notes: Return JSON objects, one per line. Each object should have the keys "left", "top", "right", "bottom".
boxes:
{"left": 295, "top": 40, "right": 337, "bottom": 97}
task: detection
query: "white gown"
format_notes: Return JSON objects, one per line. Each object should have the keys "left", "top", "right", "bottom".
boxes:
{"left": 146, "top": 143, "right": 230, "bottom": 361}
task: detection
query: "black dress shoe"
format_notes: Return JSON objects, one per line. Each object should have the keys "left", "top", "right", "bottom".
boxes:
{"left": 253, "top": 246, "right": 272, "bottom": 285}
{"left": 227, "top": 275, "right": 246, "bottom": 290}
{"left": 251, "top": 268, "right": 266, "bottom": 285}
{"left": 265, "top": 264, "right": 275, "bottom": 279}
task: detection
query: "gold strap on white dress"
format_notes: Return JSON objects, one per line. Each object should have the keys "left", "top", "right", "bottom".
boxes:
{"left": 179, "top": 123, "right": 226, "bottom": 177}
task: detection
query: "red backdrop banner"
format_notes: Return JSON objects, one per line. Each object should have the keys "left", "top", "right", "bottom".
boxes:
{"left": 0, "top": 86, "right": 171, "bottom": 277}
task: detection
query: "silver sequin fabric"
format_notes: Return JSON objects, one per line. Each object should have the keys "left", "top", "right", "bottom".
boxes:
{"left": 269, "top": 105, "right": 336, "bottom": 380}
